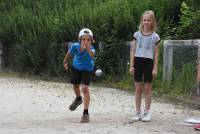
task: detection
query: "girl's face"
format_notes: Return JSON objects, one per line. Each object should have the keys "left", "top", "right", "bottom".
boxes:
{"left": 80, "top": 35, "right": 92, "bottom": 45}
{"left": 142, "top": 14, "right": 153, "bottom": 30}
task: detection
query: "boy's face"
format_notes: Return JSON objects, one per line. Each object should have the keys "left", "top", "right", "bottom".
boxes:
{"left": 80, "top": 35, "right": 92, "bottom": 46}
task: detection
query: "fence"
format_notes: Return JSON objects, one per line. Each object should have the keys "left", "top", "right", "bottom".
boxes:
{"left": 163, "top": 40, "right": 200, "bottom": 83}
{"left": 0, "top": 42, "right": 3, "bottom": 70}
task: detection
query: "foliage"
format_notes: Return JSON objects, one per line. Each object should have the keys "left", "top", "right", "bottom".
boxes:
{"left": 0, "top": 0, "right": 200, "bottom": 97}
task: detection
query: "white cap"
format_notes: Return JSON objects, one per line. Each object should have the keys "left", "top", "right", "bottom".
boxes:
{"left": 79, "top": 28, "right": 93, "bottom": 38}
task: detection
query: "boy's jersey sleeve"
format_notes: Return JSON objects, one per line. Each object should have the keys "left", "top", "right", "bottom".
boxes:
{"left": 91, "top": 46, "right": 95, "bottom": 55}
{"left": 69, "top": 43, "right": 77, "bottom": 56}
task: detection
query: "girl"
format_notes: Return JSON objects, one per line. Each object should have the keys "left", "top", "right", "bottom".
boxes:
{"left": 129, "top": 10, "right": 160, "bottom": 122}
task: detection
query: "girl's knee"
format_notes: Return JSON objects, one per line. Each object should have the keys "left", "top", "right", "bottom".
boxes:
{"left": 144, "top": 89, "right": 152, "bottom": 95}
{"left": 135, "top": 88, "right": 142, "bottom": 95}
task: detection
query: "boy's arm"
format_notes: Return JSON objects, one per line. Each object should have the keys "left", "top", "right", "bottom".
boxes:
{"left": 63, "top": 50, "right": 71, "bottom": 70}
{"left": 85, "top": 45, "right": 95, "bottom": 58}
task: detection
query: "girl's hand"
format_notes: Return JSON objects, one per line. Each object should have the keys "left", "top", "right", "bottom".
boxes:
{"left": 152, "top": 69, "right": 157, "bottom": 79}
{"left": 197, "top": 74, "right": 200, "bottom": 82}
{"left": 63, "top": 63, "right": 68, "bottom": 71}
{"left": 129, "top": 67, "right": 134, "bottom": 76}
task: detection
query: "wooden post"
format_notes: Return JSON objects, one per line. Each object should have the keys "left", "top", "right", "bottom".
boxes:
{"left": 197, "top": 41, "right": 200, "bottom": 95}
{"left": 163, "top": 40, "right": 173, "bottom": 83}
{"left": 0, "top": 42, "right": 3, "bottom": 70}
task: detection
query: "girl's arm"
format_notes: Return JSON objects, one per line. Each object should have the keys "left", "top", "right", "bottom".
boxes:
{"left": 197, "top": 59, "right": 200, "bottom": 82}
{"left": 152, "top": 43, "right": 159, "bottom": 78}
{"left": 129, "top": 40, "right": 136, "bottom": 75}
{"left": 153, "top": 44, "right": 159, "bottom": 70}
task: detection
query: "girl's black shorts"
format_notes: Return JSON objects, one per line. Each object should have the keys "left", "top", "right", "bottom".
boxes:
{"left": 134, "top": 57, "right": 154, "bottom": 83}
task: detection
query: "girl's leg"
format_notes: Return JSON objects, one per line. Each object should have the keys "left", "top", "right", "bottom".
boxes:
{"left": 143, "top": 82, "right": 152, "bottom": 111}
{"left": 141, "top": 82, "right": 152, "bottom": 122}
{"left": 132, "top": 82, "right": 143, "bottom": 121}
{"left": 135, "top": 82, "right": 143, "bottom": 112}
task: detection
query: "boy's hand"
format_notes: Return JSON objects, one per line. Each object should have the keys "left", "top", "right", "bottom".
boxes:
{"left": 84, "top": 43, "right": 90, "bottom": 51}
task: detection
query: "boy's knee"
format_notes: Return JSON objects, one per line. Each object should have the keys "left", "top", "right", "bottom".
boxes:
{"left": 82, "top": 86, "right": 89, "bottom": 94}
{"left": 73, "top": 85, "right": 80, "bottom": 89}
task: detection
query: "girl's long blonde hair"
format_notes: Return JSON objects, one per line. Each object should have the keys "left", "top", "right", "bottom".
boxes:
{"left": 138, "top": 10, "right": 157, "bottom": 32}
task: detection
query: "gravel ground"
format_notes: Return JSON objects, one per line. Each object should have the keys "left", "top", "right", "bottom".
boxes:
{"left": 0, "top": 76, "right": 199, "bottom": 134}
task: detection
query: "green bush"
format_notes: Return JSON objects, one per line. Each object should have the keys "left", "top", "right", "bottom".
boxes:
{"left": 0, "top": 0, "right": 199, "bottom": 78}
{"left": 170, "top": 1, "right": 200, "bottom": 39}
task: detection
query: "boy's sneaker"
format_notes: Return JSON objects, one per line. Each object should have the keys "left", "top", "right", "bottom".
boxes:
{"left": 81, "top": 114, "right": 90, "bottom": 123}
{"left": 69, "top": 96, "right": 82, "bottom": 111}
{"left": 141, "top": 111, "right": 151, "bottom": 122}
{"left": 194, "top": 124, "right": 200, "bottom": 131}
{"left": 132, "top": 111, "right": 141, "bottom": 121}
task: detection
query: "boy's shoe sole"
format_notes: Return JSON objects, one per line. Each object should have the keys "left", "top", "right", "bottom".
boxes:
{"left": 69, "top": 98, "right": 82, "bottom": 111}
{"left": 81, "top": 114, "right": 90, "bottom": 123}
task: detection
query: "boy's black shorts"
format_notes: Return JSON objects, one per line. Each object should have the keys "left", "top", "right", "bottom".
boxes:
{"left": 134, "top": 57, "right": 154, "bottom": 83}
{"left": 70, "top": 66, "right": 93, "bottom": 85}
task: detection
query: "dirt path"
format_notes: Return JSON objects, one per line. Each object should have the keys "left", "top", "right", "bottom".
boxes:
{"left": 0, "top": 76, "right": 199, "bottom": 134}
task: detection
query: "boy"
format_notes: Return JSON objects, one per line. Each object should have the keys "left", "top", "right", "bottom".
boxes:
{"left": 63, "top": 28, "right": 95, "bottom": 123}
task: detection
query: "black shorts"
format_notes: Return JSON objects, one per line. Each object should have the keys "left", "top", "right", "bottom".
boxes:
{"left": 70, "top": 66, "right": 93, "bottom": 85}
{"left": 134, "top": 57, "right": 154, "bottom": 83}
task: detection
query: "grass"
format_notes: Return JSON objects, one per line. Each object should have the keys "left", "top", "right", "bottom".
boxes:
{"left": 0, "top": 69, "right": 66, "bottom": 83}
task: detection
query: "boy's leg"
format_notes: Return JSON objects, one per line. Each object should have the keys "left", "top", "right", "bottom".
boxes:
{"left": 73, "top": 84, "right": 81, "bottom": 97}
{"left": 81, "top": 70, "right": 92, "bottom": 110}
{"left": 69, "top": 67, "right": 82, "bottom": 111}
{"left": 80, "top": 85, "right": 90, "bottom": 123}
{"left": 82, "top": 85, "right": 90, "bottom": 110}
{"left": 80, "top": 71, "right": 92, "bottom": 123}
{"left": 69, "top": 84, "right": 83, "bottom": 111}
